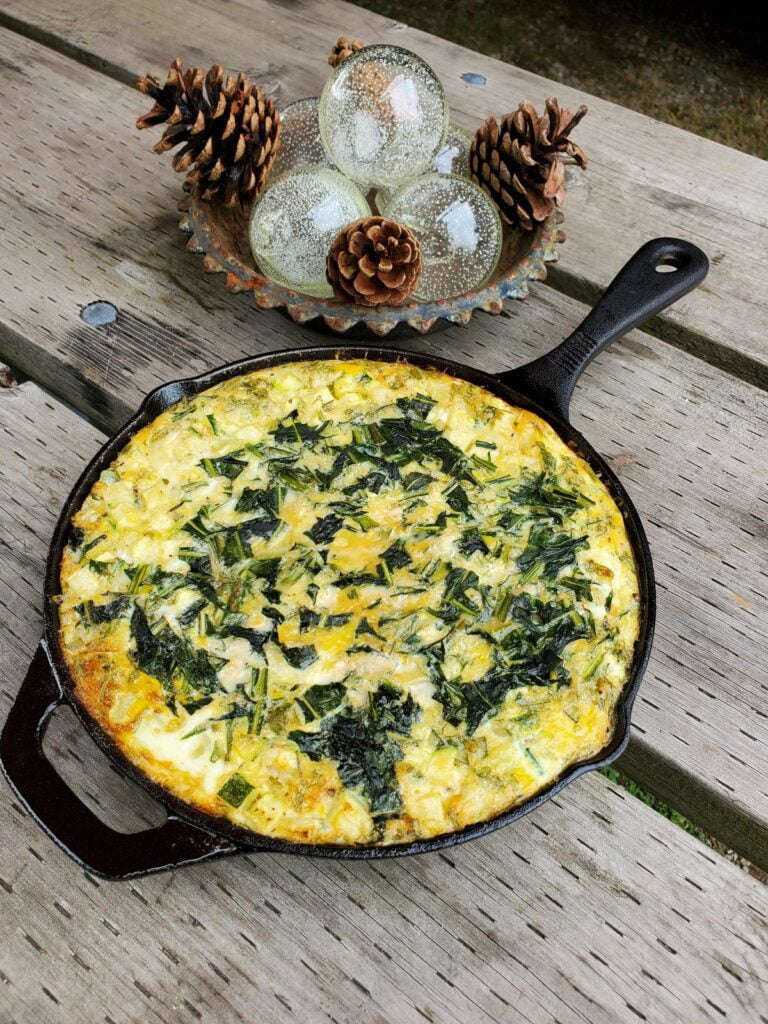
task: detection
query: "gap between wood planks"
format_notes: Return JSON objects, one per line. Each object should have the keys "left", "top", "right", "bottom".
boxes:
{"left": 0, "top": 2, "right": 767, "bottom": 392}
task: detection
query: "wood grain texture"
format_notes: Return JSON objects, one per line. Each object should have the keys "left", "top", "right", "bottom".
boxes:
{"left": 1, "top": 27, "right": 768, "bottom": 867}
{"left": 1, "top": 381, "right": 767, "bottom": 1024}
{"left": 1, "top": 0, "right": 767, "bottom": 387}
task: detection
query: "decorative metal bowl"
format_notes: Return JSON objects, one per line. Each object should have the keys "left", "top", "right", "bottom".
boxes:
{"left": 178, "top": 188, "right": 565, "bottom": 337}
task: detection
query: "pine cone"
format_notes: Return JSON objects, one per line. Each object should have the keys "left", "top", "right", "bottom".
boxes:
{"left": 136, "top": 59, "right": 280, "bottom": 208}
{"left": 328, "top": 36, "right": 364, "bottom": 68}
{"left": 470, "top": 98, "right": 588, "bottom": 231}
{"left": 327, "top": 217, "right": 422, "bottom": 306}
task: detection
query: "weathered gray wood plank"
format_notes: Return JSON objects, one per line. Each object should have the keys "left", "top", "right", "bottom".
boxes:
{"left": 1, "top": 27, "right": 767, "bottom": 867}
{"left": 1, "top": 380, "right": 767, "bottom": 1024}
{"left": 1, "top": 0, "right": 767, "bottom": 386}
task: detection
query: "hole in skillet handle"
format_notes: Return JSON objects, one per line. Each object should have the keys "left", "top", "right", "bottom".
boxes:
{"left": 655, "top": 255, "right": 682, "bottom": 273}
{"left": 0, "top": 643, "right": 240, "bottom": 879}
{"left": 498, "top": 237, "right": 709, "bottom": 422}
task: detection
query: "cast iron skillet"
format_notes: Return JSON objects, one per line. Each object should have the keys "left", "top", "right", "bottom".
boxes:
{"left": 0, "top": 238, "right": 708, "bottom": 879}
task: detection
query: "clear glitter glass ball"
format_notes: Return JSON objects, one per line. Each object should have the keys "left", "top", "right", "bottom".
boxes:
{"left": 433, "top": 123, "right": 472, "bottom": 176}
{"left": 270, "top": 97, "right": 335, "bottom": 180}
{"left": 375, "top": 123, "right": 473, "bottom": 211}
{"left": 248, "top": 168, "right": 370, "bottom": 297}
{"left": 381, "top": 173, "right": 502, "bottom": 301}
{"left": 319, "top": 44, "right": 447, "bottom": 189}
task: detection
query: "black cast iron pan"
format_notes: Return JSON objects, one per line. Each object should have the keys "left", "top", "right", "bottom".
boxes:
{"left": 0, "top": 238, "right": 708, "bottom": 879}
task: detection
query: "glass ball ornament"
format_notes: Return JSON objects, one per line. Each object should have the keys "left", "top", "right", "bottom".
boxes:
{"left": 319, "top": 44, "right": 448, "bottom": 189}
{"left": 269, "top": 97, "right": 335, "bottom": 180}
{"left": 248, "top": 167, "right": 370, "bottom": 297}
{"left": 432, "top": 123, "right": 472, "bottom": 176}
{"left": 381, "top": 173, "right": 502, "bottom": 302}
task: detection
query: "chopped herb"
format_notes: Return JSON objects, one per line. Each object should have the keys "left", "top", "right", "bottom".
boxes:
{"left": 148, "top": 569, "right": 188, "bottom": 597}
{"left": 182, "top": 508, "right": 214, "bottom": 539}
{"left": 235, "top": 485, "right": 283, "bottom": 516}
{"left": 270, "top": 412, "right": 329, "bottom": 445}
{"left": 218, "top": 772, "right": 253, "bottom": 807}
{"left": 517, "top": 525, "right": 588, "bottom": 581}
{"left": 471, "top": 451, "right": 496, "bottom": 472}
{"left": 401, "top": 471, "right": 433, "bottom": 492}
{"left": 396, "top": 394, "right": 436, "bottom": 419}
{"left": 583, "top": 650, "right": 606, "bottom": 680}
{"left": 226, "top": 625, "right": 272, "bottom": 652}
{"left": 87, "top": 559, "right": 116, "bottom": 576}
{"left": 459, "top": 529, "right": 489, "bottom": 557}
{"left": 324, "top": 613, "right": 351, "bottom": 628}
{"left": 355, "top": 617, "right": 380, "bottom": 638}
{"left": 289, "top": 683, "right": 419, "bottom": 815}
{"left": 439, "top": 565, "right": 481, "bottom": 620}
{"left": 126, "top": 564, "right": 150, "bottom": 594}
{"left": 351, "top": 513, "right": 378, "bottom": 530}
{"left": 307, "top": 514, "right": 343, "bottom": 545}
{"left": 297, "top": 682, "right": 347, "bottom": 720}
{"left": 200, "top": 454, "right": 248, "bottom": 479}
{"left": 206, "top": 414, "right": 219, "bottom": 436}
{"left": 215, "top": 518, "right": 281, "bottom": 566}
{"left": 177, "top": 598, "right": 207, "bottom": 626}
{"left": 494, "top": 589, "right": 515, "bottom": 621}
{"left": 332, "top": 571, "right": 384, "bottom": 588}
{"left": 170, "top": 403, "right": 195, "bottom": 421}
{"left": 507, "top": 471, "right": 593, "bottom": 524}
{"left": 270, "top": 461, "right": 317, "bottom": 491}
{"left": 277, "top": 642, "right": 318, "bottom": 669}
{"left": 130, "top": 605, "right": 223, "bottom": 708}
{"left": 299, "top": 607, "right": 321, "bottom": 632}
{"left": 245, "top": 666, "right": 269, "bottom": 733}
{"left": 444, "top": 483, "right": 470, "bottom": 513}
{"left": 382, "top": 540, "right": 410, "bottom": 571}
{"left": 415, "top": 511, "right": 448, "bottom": 537}
{"left": 76, "top": 595, "right": 130, "bottom": 626}
{"left": 558, "top": 575, "right": 594, "bottom": 601}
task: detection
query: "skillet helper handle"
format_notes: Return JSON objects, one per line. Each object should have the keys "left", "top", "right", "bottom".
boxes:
{"left": 0, "top": 643, "right": 239, "bottom": 879}
{"left": 500, "top": 237, "right": 709, "bottom": 421}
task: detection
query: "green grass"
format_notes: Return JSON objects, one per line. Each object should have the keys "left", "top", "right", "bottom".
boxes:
{"left": 358, "top": 0, "right": 767, "bottom": 158}
{"left": 600, "top": 766, "right": 712, "bottom": 847}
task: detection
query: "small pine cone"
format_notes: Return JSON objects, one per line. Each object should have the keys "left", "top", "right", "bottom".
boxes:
{"left": 328, "top": 36, "right": 364, "bottom": 68}
{"left": 327, "top": 217, "right": 422, "bottom": 307}
{"left": 136, "top": 58, "right": 280, "bottom": 208}
{"left": 470, "top": 98, "right": 587, "bottom": 231}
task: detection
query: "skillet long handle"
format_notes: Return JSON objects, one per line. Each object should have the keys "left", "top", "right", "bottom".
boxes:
{"left": 499, "top": 237, "right": 709, "bottom": 421}
{"left": 0, "top": 643, "right": 240, "bottom": 879}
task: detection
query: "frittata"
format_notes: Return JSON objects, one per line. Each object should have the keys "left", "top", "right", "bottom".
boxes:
{"left": 58, "top": 359, "right": 639, "bottom": 845}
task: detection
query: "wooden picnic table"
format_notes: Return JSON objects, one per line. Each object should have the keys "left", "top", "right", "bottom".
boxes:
{"left": 1, "top": 1, "right": 767, "bottom": 1021}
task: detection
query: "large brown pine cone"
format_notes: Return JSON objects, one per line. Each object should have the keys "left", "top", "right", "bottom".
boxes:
{"left": 327, "top": 217, "right": 422, "bottom": 306}
{"left": 328, "top": 36, "right": 365, "bottom": 68}
{"left": 136, "top": 59, "right": 280, "bottom": 208}
{"left": 470, "top": 98, "right": 588, "bottom": 231}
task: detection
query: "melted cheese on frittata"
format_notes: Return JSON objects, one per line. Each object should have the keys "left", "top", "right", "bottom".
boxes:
{"left": 58, "top": 359, "right": 639, "bottom": 845}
